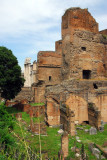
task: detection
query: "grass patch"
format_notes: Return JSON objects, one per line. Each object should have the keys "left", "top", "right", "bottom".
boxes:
{"left": 32, "top": 116, "right": 44, "bottom": 123}
{"left": 5, "top": 107, "right": 107, "bottom": 159}
{"left": 77, "top": 125, "right": 107, "bottom": 146}
{"left": 6, "top": 108, "right": 61, "bottom": 158}
{"left": 30, "top": 102, "right": 45, "bottom": 106}
{"left": 67, "top": 124, "right": 107, "bottom": 159}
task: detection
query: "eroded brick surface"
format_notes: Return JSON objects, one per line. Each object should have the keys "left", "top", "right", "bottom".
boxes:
{"left": 28, "top": 105, "right": 45, "bottom": 118}
{"left": 46, "top": 97, "right": 60, "bottom": 126}
{"left": 88, "top": 103, "right": 101, "bottom": 129}
{"left": 61, "top": 132, "right": 68, "bottom": 158}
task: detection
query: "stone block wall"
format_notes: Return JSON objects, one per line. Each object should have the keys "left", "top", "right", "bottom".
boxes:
{"left": 88, "top": 103, "right": 101, "bottom": 129}
{"left": 61, "top": 30, "right": 107, "bottom": 80}
{"left": 60, "top": 105, "right": 75, "bottom": 135}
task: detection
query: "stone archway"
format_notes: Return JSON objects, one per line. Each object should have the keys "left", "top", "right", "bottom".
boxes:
{"left": 93, "top": 95, "right": 107, "bottom": 122}
{"left": 65, "top": 94, "right": 88, "bottom": 124}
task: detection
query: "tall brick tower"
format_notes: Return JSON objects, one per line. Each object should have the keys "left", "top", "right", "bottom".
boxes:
{"left": 61, "top": 7, "right": 107, "bottom": 80}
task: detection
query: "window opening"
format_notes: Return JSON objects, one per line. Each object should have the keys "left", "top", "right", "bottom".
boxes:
{"left": 93, "top": 83, "right": 98, "bottom": 89}
{"left": 81, "top": 47, "right": 86, "bottom": 51}
{"left": 103, "top": 64, "right": 106, "bottom": 69}
{"left": 49, "top": 76, "right": 51, "bottom": 81}
{"left": 83, "top": 70, "right": 91, "bottom": 79}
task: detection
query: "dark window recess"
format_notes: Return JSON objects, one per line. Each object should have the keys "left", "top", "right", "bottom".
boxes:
{"left": 93, "top": 83, "right": 98, "bottom": 89}
{"left": 83, "top": 121, "right": 89, "bottom": 124}
{"left": 81, "top": 47, "right": 86, "bottom": 51}
{"left": 83, "top": 70, "right": 91, "bottom": 79}
{"left": 73, "top": 16, "right": 78, "bottom": 19}
{"left": 49, "top": 76, "right": 51, "bottom": 81}
{"left": 59, "top": 41, "right": 62, "bottom": 44}
{"left": 103, "top": 64, "right": 106, "bottom": 69}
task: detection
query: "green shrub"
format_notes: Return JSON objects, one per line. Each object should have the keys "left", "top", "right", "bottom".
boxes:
{"left": 0, "top": 103, "right": 15, "bottom": 149}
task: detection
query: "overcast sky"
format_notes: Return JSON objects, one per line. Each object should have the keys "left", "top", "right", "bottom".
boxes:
{"left": 0, "top": 0, "right": 107, "bottom": 70}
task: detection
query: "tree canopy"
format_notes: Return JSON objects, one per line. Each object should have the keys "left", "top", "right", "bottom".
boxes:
{"left": 0, "top": 46, "right": 24, "bottom": 100}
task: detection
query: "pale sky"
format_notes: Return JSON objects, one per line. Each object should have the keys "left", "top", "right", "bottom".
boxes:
{"left": 0, "top": 0, "right": 107, "bottom": 70}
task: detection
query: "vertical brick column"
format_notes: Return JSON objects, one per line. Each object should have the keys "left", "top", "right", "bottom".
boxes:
{"left": 61, "top": 132, "right": 68, "bottom": 159}
{"left": 29, "top": 109, "right": 33, "bottom": 118}
{"left": 46, "top": 97, "right": 60, "bottom": 126}
{"left": 70, "top": 111, "right": 75, "bottom": 136}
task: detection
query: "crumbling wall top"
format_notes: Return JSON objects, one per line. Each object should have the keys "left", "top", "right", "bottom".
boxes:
{"left": 64, "top": 7, "right": 81, "bottom": 13}
{"left": 37, "top": 51, "right": 62, "bottom": 67}
{"left": 38, "top": 51, "right": 61, "bottom": 58}
{"left": 62, "top": 7, "right": 98, "bottom": 36}
{"left": 100, "top": 29, "right": 107, "bottom": 35}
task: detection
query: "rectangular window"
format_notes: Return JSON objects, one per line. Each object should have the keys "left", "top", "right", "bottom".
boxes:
{"left": 49, "top": 76, "right": 51, "bottom": 81}
{"left": 83, "top": 70, "right": 91, "bottom": 79}
{"left": 81, "top": 47, "right": 86, "bottom": 51}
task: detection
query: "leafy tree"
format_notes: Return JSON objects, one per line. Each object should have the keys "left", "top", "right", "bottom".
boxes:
{"left": 0, "top": 46, "right": 24, "bottom": 100}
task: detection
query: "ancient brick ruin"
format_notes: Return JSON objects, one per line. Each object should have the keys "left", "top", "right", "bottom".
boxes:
{"left": 32, "top": 50, "right": 62, "bottom": 103}
{"left": 23, "top": 7, "right": 107, "bottom": 133}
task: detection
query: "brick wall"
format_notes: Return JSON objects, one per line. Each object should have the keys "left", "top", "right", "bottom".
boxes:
{"left": 46, "top": 97, "right": 60, "bottom": 126}
{"left": 34, "top": 85, "right": 46, "bottom": 103}
{"left": 61, "top": 30, "right": 107, "bottom": 80}
{"left": 93, "top": 95, "right": 107, "bottom": 122}
{"left": 28, "top": 105, "right": 45, "bottom": 118}
{"left": 62, "top": 8, "right": 98, "bottom": 39}
{"left": 88, "top": 103, "right": 101, "bottom": 129}
{"left": 61, "top": 132, "right": 68, "bottom": 158}
{"left": 55, "top": 40, "right": 62, "bottom": 55}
